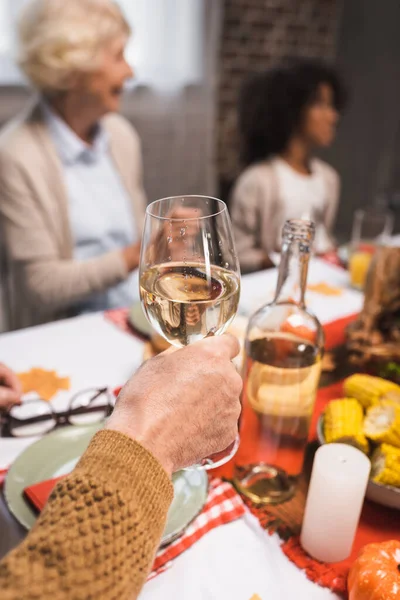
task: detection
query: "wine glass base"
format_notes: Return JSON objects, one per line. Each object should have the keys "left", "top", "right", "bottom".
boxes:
{"left": 233, "top": 463, "right": 296, "bottom": 505}
{"left": 184, "top": 434, "right": 240, "bottom": 472}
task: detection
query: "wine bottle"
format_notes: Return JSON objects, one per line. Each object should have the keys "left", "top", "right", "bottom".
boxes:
{"left": 234, "top": 219, "right": 324, "bottom": 504}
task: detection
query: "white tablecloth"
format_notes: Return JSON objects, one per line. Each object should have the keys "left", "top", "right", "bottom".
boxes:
{"left": 0, "top": 259, "right": 362, "bottom": 600}
{"left": 239, "top": 258, "right": 362, "bottom": 322}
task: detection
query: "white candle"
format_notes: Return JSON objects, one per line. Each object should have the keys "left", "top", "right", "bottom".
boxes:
{"left": 300, "top": 443, "right": 370, "bottom": 563}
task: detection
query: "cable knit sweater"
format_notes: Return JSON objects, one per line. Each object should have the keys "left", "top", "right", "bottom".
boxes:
{"left": 0, "top": 430, "right": 174, "bottom": 599}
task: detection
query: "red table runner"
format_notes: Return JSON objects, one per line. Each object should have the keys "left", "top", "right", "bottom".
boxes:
{"left": 281, "top": 499, "right": 400, "bottom": 595}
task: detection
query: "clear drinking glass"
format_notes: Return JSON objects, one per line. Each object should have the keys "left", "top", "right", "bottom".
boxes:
{"left": 349, "top": 209, "right": 393, "bottom": 290}
{"left": 234, "top": 220, "right": 324, "bottom": 504}
{"left": 139, "top": 195, "right": 241, "bottom": 469}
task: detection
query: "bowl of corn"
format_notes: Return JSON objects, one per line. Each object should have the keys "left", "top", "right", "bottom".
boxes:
{"left": 317, "top": 374, "right": 400, "bottom": 510}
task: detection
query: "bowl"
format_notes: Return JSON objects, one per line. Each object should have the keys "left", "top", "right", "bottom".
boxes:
{"left": 316, "top": 414, "right": 400, "bottom": 510}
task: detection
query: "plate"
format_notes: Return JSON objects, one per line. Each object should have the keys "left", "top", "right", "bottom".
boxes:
{"left": 317, "top": 414, "right": 400, "bottom": 510}
{"left": 4, "top": 424, "right": 209, "bottom": 545}
{"left": 128, "top": 302, "right": 153, "bottom": 338}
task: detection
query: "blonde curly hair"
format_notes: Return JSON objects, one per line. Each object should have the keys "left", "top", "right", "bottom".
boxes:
{"left": 18, "top": 0, "right": 131, "bottom": 92}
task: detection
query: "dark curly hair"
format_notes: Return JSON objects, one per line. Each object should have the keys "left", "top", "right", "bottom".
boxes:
{"left": 239, "top": 60, "right": 347, "bottom": 167}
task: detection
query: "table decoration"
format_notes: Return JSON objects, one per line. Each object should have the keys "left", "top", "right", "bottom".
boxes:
{"left": 307, "top": 282, "right": 343, "bottom": 296}
{"left": 238, "top": 460, "right": 400, "bottom": 596}
{"left": 348, "top": 540, "right": 400, "bottom": 600}
{"left": 17, "top": 368, "right": 70, "bottom": 401}
{"left": 300, "top": 443, "right": 370, "bottom": 563}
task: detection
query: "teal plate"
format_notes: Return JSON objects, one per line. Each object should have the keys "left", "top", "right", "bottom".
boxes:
{"left": 4, "top": 425, "right": 209, "bottom": 546}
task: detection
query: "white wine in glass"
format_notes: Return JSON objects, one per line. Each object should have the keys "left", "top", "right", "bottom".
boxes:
{"left": 139, "top": 195, "right": 241, "bottom": 469}
{"left": 140, "top": 262, "right": 239, "bottom": 347}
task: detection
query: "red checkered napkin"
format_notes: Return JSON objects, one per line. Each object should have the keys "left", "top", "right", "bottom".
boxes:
{"left": 149, "top": 478, "right": 246, "bottom": 579}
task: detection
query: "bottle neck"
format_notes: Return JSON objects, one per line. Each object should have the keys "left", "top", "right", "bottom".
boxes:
{"left": 273, "top": 237, "right": 311, "bottom": 309}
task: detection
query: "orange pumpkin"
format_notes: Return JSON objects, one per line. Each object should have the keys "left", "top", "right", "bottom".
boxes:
{"left": 348, "top": 540, "right": 400, "bottom": 600}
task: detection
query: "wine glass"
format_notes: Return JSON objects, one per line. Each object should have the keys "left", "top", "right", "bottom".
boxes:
{"left": 139, "top": 195, "right": 241, "bottom": 469}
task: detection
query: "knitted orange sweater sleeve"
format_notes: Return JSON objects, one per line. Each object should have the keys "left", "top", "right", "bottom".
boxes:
{"left": 0, "top": 430, "right": 174, "bottom": 599}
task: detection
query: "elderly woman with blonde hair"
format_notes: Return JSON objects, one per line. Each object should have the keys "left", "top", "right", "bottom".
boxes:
{"left": 0, "top": 0, "right": 146, "bottom": 329}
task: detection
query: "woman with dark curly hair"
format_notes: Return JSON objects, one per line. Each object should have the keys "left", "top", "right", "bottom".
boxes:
{"left": 230, "top": 60, "right": 347, "bottom": 273}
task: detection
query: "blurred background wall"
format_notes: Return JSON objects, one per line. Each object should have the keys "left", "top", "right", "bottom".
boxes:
{"left": 326, "top": 0, "right": 400, "bottom": 238}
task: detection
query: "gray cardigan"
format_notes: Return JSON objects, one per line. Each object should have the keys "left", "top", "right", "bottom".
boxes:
{"left": 0, "top": 102, "right": 146, "bottom": 329}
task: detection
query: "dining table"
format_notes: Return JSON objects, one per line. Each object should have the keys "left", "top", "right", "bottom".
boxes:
{"left": 0, "top": 258, "right": 366, "bottom": 600}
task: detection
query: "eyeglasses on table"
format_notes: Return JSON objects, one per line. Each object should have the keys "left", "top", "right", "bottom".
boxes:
{"left": 0, "top": 387, "right": 118, "bottom": 438}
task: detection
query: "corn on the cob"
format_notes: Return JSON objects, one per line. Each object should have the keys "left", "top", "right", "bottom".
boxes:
{"left": 383, "top": 390, "right": 400, "bottom": 405}
{"left": 343, "top": 374, "right": 400, "bottom": 409}
{"left": 364, "top": 402, "right": 400, "bottom": 447}
{"left": 371, "top": 443, "right": 400, "bottom": 487}
{"left": 324, "top": 398, "right": 369, "bottom": 453}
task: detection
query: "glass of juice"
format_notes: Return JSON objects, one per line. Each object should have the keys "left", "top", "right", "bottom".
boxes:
{"left": 349, "top": 209, "right": 393, "bottom": 290}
